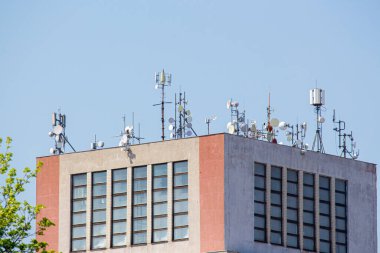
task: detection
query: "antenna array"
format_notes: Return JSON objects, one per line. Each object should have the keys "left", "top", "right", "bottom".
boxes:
{"left": 310, "top": 88, "right": 326, "bottom": 153}
{"left": 333, "top": 110, "right": 359, "bottom": 159}
{"left": 48, "top": 111, "right": 76, "bottom": 154}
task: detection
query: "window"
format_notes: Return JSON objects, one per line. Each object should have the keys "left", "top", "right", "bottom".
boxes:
{"left": 303, "top": 173, "right": 315, "bottom": 251}
{"left": 71, "top": 174, "right": 87, "bottom": 252}
{"left": 91, "top": 171, "right": 106, "bottom": 250}
{"left": 152, "top": 164, "right": 168, "bottom": 242}
{"left": 319, "top": 176, "right": 331, "bottom": 253}
{"left": 270, "top": 166, "right": 282, "bottom": 245}
{"left": 254, "top": 163, "right": 266, "bottom": 242}
{"left": 132, "top": 166, "right": 147, "bottom": 245}
{"left": 173, "top": 161, "right": 189, "bottom": 240}
{"left": 112, "top": 168, "right": 127, "bottom": 247}
{"left": 335, "top": 179, "right": 347, "bottom": 253}
{"left": 287, "top": 169, "right": 299, "bottom": 248}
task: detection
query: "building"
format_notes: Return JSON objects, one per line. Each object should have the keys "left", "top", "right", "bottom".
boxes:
{"left": 36, "top": 133, "right": 377, "bottom": 253}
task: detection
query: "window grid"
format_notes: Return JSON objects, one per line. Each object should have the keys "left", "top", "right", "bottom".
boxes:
{"left": 132, "top": 166, "right": 147, "bottom": 245}
{"left": 286, "top": 169, "right": 299, "bottom": 249}
{"left": 152, "top": 164, "right": 168, "bottom": 243}
{"left": 319, "top": 176, "right": 331, "bottom": 253}
{"left": 71, "top": 174, "right": 87, "bottom": 252}
{"left": 254, "top": 163, "right": 267, "bottom": 242}
{"left": 270, "top": 166, "right": 283, "bottom": 245}
{"left": 173, "top": 161, "right": 189, "bottom": 240}
{"left": 111, "top": 168, "right": 127, "bottom": 247}
{"left": 91, "top": 171, "right": 107, "bottom": 250}
{"left": 303, "top": 173, "right": 315, "bottom": 252}
{"left": 335, "top": 179, "right": 347, "bottom": 253}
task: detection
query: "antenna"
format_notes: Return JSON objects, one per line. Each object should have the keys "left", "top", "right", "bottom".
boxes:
{"left": 91, "top": 134, "right": 104, "bottom": 150}
{"left": 310, "top": 88, "right": 325, "bottom": 153}
{"left": 226, "top": 98, "right": 246, "bottom": 136}
{"left": 205, "top": 116, "right": 217, "bottom": 135}
{"left": 48, "top": 111, "right": 76, "bottom": 154}
{"left": 117, "top": 114, "right": 144, "bottom": 145}
{"left": 333, "top": 109, "right": 359, "bottom": 159}
{"left": 153, "top": 69, "right": 172, "bottom": 141}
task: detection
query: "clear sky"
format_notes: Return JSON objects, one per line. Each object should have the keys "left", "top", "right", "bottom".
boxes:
{"left": 1, "top": 0, "right": 379, "bottom": 250}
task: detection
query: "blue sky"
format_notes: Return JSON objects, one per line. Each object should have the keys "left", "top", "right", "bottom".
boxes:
{"left": 1, "top": 0, "right": 379, "bottom": 250}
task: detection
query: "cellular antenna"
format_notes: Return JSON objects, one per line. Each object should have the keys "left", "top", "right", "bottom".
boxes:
{"left": 205, "top": 116, "right": 217, "bottom": 135}
{"left": 333, "top": 109, "right": 359, "bottom": 159}
{"left": 48, "top": 111, "right": 76, "bottom": 154}
{"left": 226, "top": 98, "right": 246, "bottom": 136}
{"left": 153, "top": 69, "right": 172, "bottom": 141}
{"left": 310, "top": 88, "right": 325, "bottom": 153}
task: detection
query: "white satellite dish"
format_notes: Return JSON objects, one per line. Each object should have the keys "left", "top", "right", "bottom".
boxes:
{"left": 49, "top": 148, "right": 55, "bottom": 154}
{"left": 228, "top": 124, "right": 235, "bottom": 134}
{"left": 125, "top": 126, "right": 133, "bottom": 134}
{"left": 186, "top": 130, "right": 192, "bottom": 136}
{"left": 97, "top": 141, "right": 104, "bottom": 148}
{"left": 318, "top": 116, "right": 325, "bottom": 123}
{"left": 227, "top": 122, "right": 232, "bottom": 129}
{"left": 53, "top": 125, "right": 63, "bottom": 135}
{"left": 240, "top": 123, "right": 248, "bottom": 132}
{"left": 186, "top": 116, "right": 192, "bottom": 123}
{"left": 168, "top": 124, "right": 174, "bottom": 131}
{"left": 186, "top": 123, "right": 192, "bottom": 128}
{"left": 48, "top": 131, "right": 54, "bottom": 137}
{"left": 279, "top": 121, "right": 287, "bottom": 130}
{"left": 170, "top": 132, "right": 175, "bottom": 139}
{"left": 178, "top": 105, "right": 184, "bottom": 112}
{"left": 185, "top": 110, "right": 191, "bottom": 116}
{"left": 270, "top": 118, "right": 280, "bottom": 127}
{"left": 168, "top": 117, "right": 175, "bottom": 123}
{"left": 226, "top": 99, "right": 232, "bottom": 109}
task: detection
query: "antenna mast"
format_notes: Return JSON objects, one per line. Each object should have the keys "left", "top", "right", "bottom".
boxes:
{"left": 48, "top": 111, "right": 76, "bottom": 154}
{"left": 310, "top": 88, "right": 326, "bottom": 153}
{"left": 154, "top": 69, "right": 172, "bottom": 141}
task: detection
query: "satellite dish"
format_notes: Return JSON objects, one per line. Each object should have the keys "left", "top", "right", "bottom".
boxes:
{"left": 240, "top": 123, "right": 248, "bottom": 132}
{"left": 186, "top": 130, "right": 192, "bottom": 136}
{"left": 185, "top": 110, "right": 191, "bottom": 116}
{"left": 270, "top": 118, "right": 280, "bottom": 127}
{"left": 279, "top": 121, "right": 287, "bottom": 130}
{"left": 53, "top": 125, "right": 63, "bottom": 135}
{"left": 228, "top": 124, "right": 235, "bottom": 134}
{"left": 97, "top": 141, "right": 104, "bottom": 148}
{"left": 168, "top": 117, "right": 175, "bottom": 123}
{"left": 186, "top": 116, "right": 192, "bottom": 123}
{"left": 186, "top": 123, "right": 192, "bottom": 128}
{"left": 168, "top": 124, "right": 174, "bottom": 131}
{"left": 227, "top": 122, "right": 232, "bottom": 129}
{"left": 48, "top": 131, "right": 54, "bottom": 137}
{"left": 226, "top": 99, "right": 232, "bottom": 109}
{"left": 49, "top": 148, "right": 55, "bottom": 154}
{"left": 170, "top": 132, "right": 175, "bottom": 139}
{"left": 318, "top": 116, "right": 325, "bottom": 123}
{"left": 178, "top": 105, "right": 184, "bottom": 112}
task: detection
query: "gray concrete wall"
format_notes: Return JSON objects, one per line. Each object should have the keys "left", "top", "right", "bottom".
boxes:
{"left": 223, "top": 134, "right": 377, "bottom": 253}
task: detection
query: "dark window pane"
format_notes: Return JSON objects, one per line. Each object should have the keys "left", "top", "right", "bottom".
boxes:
{"left": 303, "top": 199, "right": 314, "bottom": 211}
{"left": 73, "top": 200, "right": 86, "bottom": 212}
{"left": 336, "top": 206, "right": 346, "bottom": 218}
{"left": 174, "top": 174, "right": 188, "bottom": 187}
{"left": 303, "top": 211, "right": 314, "bottom": 224}
{"left": 303, "top": 185, "right": 314, "bottom": 198}
{"left": 271, "top": 166, "right": 282, "bottom": 179}
{"left": 320, "top": 241, "right": 331, "bottom": 253}
{"left": 271, "top": 206, "right": 281, "bottom": 218}
{"left": 271, "top": 219, "right": 282, "bottom": 232}
{"left": 133, "top": 218, "right": 147, "bottom": 231}
{"left": 73, "top": 174, "right": 87, "bottom": 186}
{"left": 133, "top": 193, "right": 147, "bottom": 205}
{"left": 154, "top": 177, "right": 168, "bottom": 189}
{"left": 303, "top": 238, "right": 315, "bottom": 251}
{"left": 255, "top": 163, "right": 266, "bottom": 176}
{"left": 133, "top": 206, "right": 147, "bottom": 218}
{"left": 133, "top": 232, "right": 147, "bottom": 244}
{"left": 174, "top": 214, "right": 188, "bottom": 227}
{"left": 287, "top": 222, "right": 298, "bottom": 234}
{"left": 287, "top": 209, "right": 298, "bottom": 221}
{"left": 287, "top": 196, "right": 298, "bottom": 209}
{"left": 335, "top": 192, "right": 346, "bottom": 205}
{"left": 320, "top": 189, "right": 330, "bottom": 201}
{"left": 113, "top": 195, "right": 127, "bottom": 207}
{"left": 320, "top": 215, "right": 330, "bottom": 227}
{"left": 113, "top": 181, "right": 127, "bottom": 194}
{"left": 174, "top": 161, "right": 188, "bottom": 174}
{"left": 153, "top": 164, "right": 167, "bottom": 176}
{"left": 320, "top": 202, "right": 330, "bottom": 215}
{"left": 271, "top": 179, "right": 281, "bottom": 191}
{"left": 93, "top": 172, "right": 106, "bottom": 184}
{"left": 255, "top": 176, "right": 265, "bottom": 189}
{"left": 303, "top": 225, "right": 314, "bottom": 237}
{"left": 255, "top": 202, "right": 265, "bottom": 215}
{"left": 113, "top": 207, "right": 127, "bottom": 220}
{"left": 174, "top": 201, "right": 187, "bottom": 214}
{"left": 92, "top": 224, "right": 106, "bottom": 236}
{"left": 113, "top": 168, "right": 127, "bottom": 181}
{"left": 271, "top": 192, "right": 281, "bottom": 205}
{"left": 287, "top": 182, "right": 298, "bottom": 195}
{"left": 287, "top": 170, "right": 298, "bottom": 182}
{"left": 254, "top": 229, "right": 265, "bottom": 241}
{"left": 153, "top": 190, "right": 167, "bottom": 202}
{"left": 336, "top": 232, "right": 346, "bottom": 244}
{"left": 72, "top": 226, "right": 86, "bottom": 239}
{"left": 154, "top": 203, "right": 168, "bottom": 215}
{"left": 72, "top": 239, "right": 86, "bottom": 251}
{"left": 174, "top": 227, "right": 189, "bottom": 240}
{"left": 153, "top": 230, "right": 168, "bottom": 242}
{"left": 113, "top": 221, "right": 126, "bottom": 233}
{"left": 270, "top": 232, "right": 282, "bottom": 245}
{"left": 320, "top": 228, "right": 330, "bottom": 241}
{"left": 133, "top": 166, "right": 147, "bottom": 179}
{"left": 319, "top": 176, "right": 330, "bottom": 189}
{"left": 93, "top": 184, "right": 106, "bottom": 196}
{"left": 336, "top": 244, "right": 347, "bottom": 253}
{"left": 335, "top": 179, "right": 346, "bottom": 192}
{"left": 92, "top": 236, "right": 106, "bottom": 249}
{"left": 112, "top": 234, "right": 126, "bottom": 247}
{"left": 255, "top": 189, "right": 265, "bottom": 202}
{"left": 255, "top": 216, "right": 265, "bottom": 229}
{"left": 72, "top": 212, "right": 86, "bottom": 225}
{"left": 174, "top": 188, "right": 188, "bottom": 200}
{"left": 336, "top": 218, "right": 346, "bottom": 231}
{"left": 92, "top": 197, "right": 106, "bottom": 210}
{"left": 73, "top": 187, "right": 87, "bottom": 199}
{"left": 287, "top": 234, "right": 298, "bottom": 248}
{"left": 92, "top": 210, "right": 106, "bottom": 222}
{"left": 304, "top": 173, "right": 314, "bottom": 185}
{"left": 134, "top": 180, "right": 147, "bottom": 191}
{"left": 153, "top": 216, "right": 167, "bottom": 229}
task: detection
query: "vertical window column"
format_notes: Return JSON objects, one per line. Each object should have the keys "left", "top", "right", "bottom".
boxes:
{"left": 132, "top": 166, "right": 147, "bottom": 245}
{"left": 71, "top": 174, "right": 87, "bottom": 252}
{"left": 91, "top": 171, "right": 107, "bottom": 250}
{"left": 111, "top": 168, "right": 128, "bottom": 247}
{"left": 335, "top": 179, "right": 347, "bottom": 253}
{"left": 303, "top": 173, "right": 315, "bottom": 252}
{"left": 173, "top": 161, "right": 189, "bottom": 240}
{"left": 286, "top": 169, "right": 299, "bottom": 248}
{"left": 254, "top": 163, "right": 266, "bottom": 242}
{"left": 152, "top": 164, "right": 168, "bottom": 242}
{"left": 270, "top": 166, "right": 283, "bottom": 245}
{"left": 319, "top": 176, "right": 331, "bottom": 253}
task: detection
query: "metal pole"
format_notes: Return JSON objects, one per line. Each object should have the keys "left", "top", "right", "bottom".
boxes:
{"left": 161, "top": 85, "right": 165, "bottom": 141}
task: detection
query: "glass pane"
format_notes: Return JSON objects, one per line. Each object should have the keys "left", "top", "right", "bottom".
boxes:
{"left": 255, "top": 176, "right": 265, "bottom": 189}
{"left": 72, "top": 238, "right": 86, "bottom": 251}
{"left": 271, "top": 166, "right": 282, "bottom": 179}
{"left": 303, "top": 199, "right": 314, "bottom": 211}
{"left": 271, "top": 192, "right": 281, "bottom": 205}
{"left": 303, "top": 225, "right": 314, "bottom": 237}
{"left": 287, "top": 195, "right": 297, "bottom": 208}
{"left": 320, "top": 202, "right": 330, "bottom": 215}
{"left": 113, "top": 207, "right": 127, "bottom": 220}
{"left": 320, "top": 176, "right": 330, "bottom": 189}
{"left": 336, "top": 218, "right": 346, "bottom": 231}
{"left": 320, "top": 215, "right": 330, "bottom": 227}
{"left": 336, "top": 192, "right": 346, "bottom": 205}
{"left": 133, "top": 205, "right": 147, "bottom": 217}
{"left": 154, "top": 203, "right": 168, "bottom": 215}
{"left": 287, "top": 209, "right": 298, "bottom": 221}
{"left": 174, "top": 214, "right": 188, "bottom": 227}
{"left": 304, "top": 238, "right": 315, "bottom": 251}
{"left": 93, "top": 184, "right": 106, "bottom": 196}
{"left": 320, "top": 228, "right": 330, "bottom": 241}
{"left": 287, "top": 222, "right": 298, "bottom": 234}
{"left": 153, "top": 164, "right": 167, "bottom": 176}
{"left": 304, "top": 173, "right": 314, "bottom": 185}
{"left": 113, "top": 168, "right": 127, "bottom": 181}
{"left": 153, "top": 216, "right": 167, "bottom": 229}
{"left": 174, "top": 174, "right": 188, "bottom": 187}
{"left": 133, "top": 218, "right": 147, "bottom": 231}
{"left": 287, "top": 170, "right": 298, "bottom": 182}
{"left": 174, "top": 161, "right": 188, "bottom": 174}
{"left": 336, "top": 206, "right": 346, "bottom": 218}
{"left": 174, "top": 188, "right": 188, "bottom": 200}
{"left": 254, "top": 228, "right": 265, "bottom": 241}
{"left": 303, "top": 185, "right": 314, "bottom": 198}
{"left": 113, "top": 221, "right": 126, "bottom": 233}
{"left": 133, "top": 166, "right": 147, "bottom": 179}
{"left": 92, "top": 210, "right": 106, "bottom": 222}
{"left": 254, "top": 216, "right": 265, "bottom": 229}
{"left": 72, "top": 226, "right": 86, "bottom": 239}
{"left": 335, "top": 179, "right": 346, "bottom": 192}
{"left": 113, "top": 181, "right": 127, "bottom": 194}
{"left": 72, "top": 212, "right": 86, "bottom": 225}
{"left": 270, "top": 219, "right": 282, "bottom": 232}
{"left": 154, "top": 177, "right": 168, "bottom": 189}
{"left": 73, "top": 200, "right": 86, "bottom": 212}
{"left": 255, "top": 163, "right": 265, "bottom": 176}
{"left": 133, "top": 232, "right": 147, "bottom": 244}
{"left": 174, "top": 227, "right": 189, "bottom": 240}
{"left": 255, "top": 202, "right": 265, "bottom": 215}
{"left": 271, "top": 179, "right": 281, "bottom": 191}
{"left": 92, "top": 236, "right": 106, "bottom": 249}
{"left": 112, "top": 234, "right": 126, "bottom": 247}
{"left": 73, "top": 187, "right": 87, "bottom": 199}
{"left": 174, "top": 201, "right": 188, "bottom": 214}
{"left": 320, "top": 241, "right": 331, "bottom": 253}
{"left": 336, "top": 244, "right": 347, "bottom": 253}
{"left": 93, "top": 172, "right": 106, "bottom": 184}
{"left": 153, "top": 190, "right": 167, "bottom": 202}
{"left": 271, "top": 206, "right": 281, "bottom": 218}
{"left": 287, "top": 182, "right": 298, "bottom": 195}
{"left": 93, "top": 197, "right": 106, "bottom": 210}
{"left": 133, "top": 180, "right": 147, "bottom": 191}
{"left": 255, "top": 189, "right": 265, "bottom": 202}
{"left": 92, "top": 223, "right": 106, "bottom": 236}
{"left": 113, "top": 195, "right": 127, "bottom": 207}
{"left": 287, "top": 234, "right": 298, "bottom": 248}
{"left": 320, "top": 189, "right": 330, "bottom": 201}
{"left": 270, "top": 232, "right": 282, "bottom": 244}
{"left": 73, "top": 174, "right": 87, "bottom": 186}
{"left": 153, "top": 229, "right": 168, "bottom": 242}
{"left": 303, "top": 211, "right": 314, "bottom": 224}
{"left": 336, "top": 232, "right": 346, "bottom": 244}
{"left": 133, "top": 193, "right": 147, "bottom": 205}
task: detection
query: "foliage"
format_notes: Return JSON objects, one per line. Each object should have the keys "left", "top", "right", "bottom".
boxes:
{"left": 0, "top": 137, "right": 55, "bottom": 253}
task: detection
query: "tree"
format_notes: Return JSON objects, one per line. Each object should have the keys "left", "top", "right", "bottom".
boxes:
{"left": 0, "top": 137, "right": 55, "bottom": 253}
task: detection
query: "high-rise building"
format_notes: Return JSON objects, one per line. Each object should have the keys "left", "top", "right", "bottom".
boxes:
{"left": 36, "top": 133, "right": 377, "bottom": 253}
